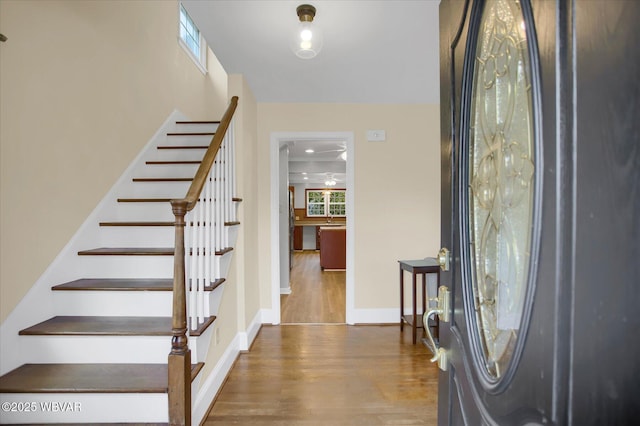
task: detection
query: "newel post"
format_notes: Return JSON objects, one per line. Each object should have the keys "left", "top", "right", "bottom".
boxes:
{"left": 168, "top": 199, "right": 191, "bottom": 426}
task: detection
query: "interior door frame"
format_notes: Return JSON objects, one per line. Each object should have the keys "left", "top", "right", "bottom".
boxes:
{"left": 268, "top": 131, "right": 355, "bottom": 325}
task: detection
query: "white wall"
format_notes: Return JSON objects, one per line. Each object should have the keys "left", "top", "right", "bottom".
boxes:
{"left": 279, "top": 146, "right": 291, "bottom": 293}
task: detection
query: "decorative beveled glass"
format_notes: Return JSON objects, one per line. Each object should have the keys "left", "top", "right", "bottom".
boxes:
{"left": 467, "top": 0, "right": 535, "bottom": 379}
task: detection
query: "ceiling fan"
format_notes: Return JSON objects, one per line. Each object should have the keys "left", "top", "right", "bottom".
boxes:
{"left": 306, "top": 145, "right": 347, "bottom": 160}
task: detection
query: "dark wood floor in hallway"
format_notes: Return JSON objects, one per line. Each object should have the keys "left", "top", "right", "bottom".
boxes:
{"left": 203, "top": 325, "right": 438, "bottom": 425}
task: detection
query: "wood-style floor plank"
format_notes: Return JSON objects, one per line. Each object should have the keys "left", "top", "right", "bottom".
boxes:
{"left": 281, "top": 252, "right": 346, "bottom": 324}
{"left": 203, "top": 325, "right": 438, "bottom": 425}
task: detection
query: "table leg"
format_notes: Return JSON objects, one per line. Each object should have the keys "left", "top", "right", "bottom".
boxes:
{"left": 412, "top": 271, "right": 417, "bottom": 344}
{"left": 421, "top": 273, "right": 426, "bottom": 323}
{"left": 399, "top": 266, "right": 404, "bottom": 331}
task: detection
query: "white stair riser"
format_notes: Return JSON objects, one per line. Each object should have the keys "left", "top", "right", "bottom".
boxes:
{"left": 227, "top": 226, "right": 239, "bottom": 250}
{"left": 189, "top": 327, "right": 213, "bottom": 363}
{"left": 19, "top": 336, "right": 172, "bottom": 364}
{"left": 73, "top": 256, "right": 174, "bottom": 278}
{"left": 51, "top": 286, "right": 224, "bottom": 318}
{"left": 207, "top": 283, "right": 226, "bottom": 318}
{"left": 218, "top": 252, "right": 233, "bottom": 282}
{"left": 95, "top": 226, "right": 175, "bottom": 247}
{"left": 104, "top": 203, "right": 176, "bottom": 222}
{"left": 117, "top": 181, "right": 193, "bottom": 199}
{"left": 52, "top": 291, "right": 172, "bottom": 317}
{"left": 0, "top": 393, "right": 167, "bottom": 424}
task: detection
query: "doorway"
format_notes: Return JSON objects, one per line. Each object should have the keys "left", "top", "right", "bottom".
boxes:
{"left": 269, "top": 132, "right": 355, "bottom": 325}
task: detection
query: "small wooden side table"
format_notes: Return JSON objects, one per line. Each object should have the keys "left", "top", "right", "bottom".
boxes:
{"left": 399, "top": 258, "right": 440, "bottom": 344}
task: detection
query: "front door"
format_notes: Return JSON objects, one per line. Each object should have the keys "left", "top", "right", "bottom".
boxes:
{"left": 433, "top": 0, "right": 640, "bottom": 424}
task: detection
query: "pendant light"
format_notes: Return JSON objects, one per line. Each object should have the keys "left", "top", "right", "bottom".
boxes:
{"left": 291, "top": 4, "right": 323, "bottom": 59}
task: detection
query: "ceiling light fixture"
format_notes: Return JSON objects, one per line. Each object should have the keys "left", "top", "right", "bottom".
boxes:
{"left": 324, "top": 174, "right": 337, "bottom": 186}
{"left": 305, "top": 148, "right": 314, "bottom": 153}
{"left": 291, "top": 4, "right": 323, "bottom": 59}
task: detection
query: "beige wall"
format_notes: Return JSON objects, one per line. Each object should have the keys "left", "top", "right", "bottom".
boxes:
{"left": 257, "top": 104, "right": 441, "bottom": 313}
{"left": 0, "top": 0, "right": 228, "bottom": 323}
{"left": 228, "top": 75, "right": 261, "bottom": 328}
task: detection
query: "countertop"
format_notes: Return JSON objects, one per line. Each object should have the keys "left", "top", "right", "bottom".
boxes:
{"left": 294, "top": 220, "right": 346, "bottom": 226}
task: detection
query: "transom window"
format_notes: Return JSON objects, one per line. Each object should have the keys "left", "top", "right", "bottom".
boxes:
{"left": 179, "top": 4, "right": 207, "bottom": 73}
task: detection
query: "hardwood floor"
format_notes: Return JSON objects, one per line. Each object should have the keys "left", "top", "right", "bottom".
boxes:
{"left": 204, "top": 325, "right": 438, "bottom": 425}
{"left": 280, "top": 251, "right": 346, "bottom": 324}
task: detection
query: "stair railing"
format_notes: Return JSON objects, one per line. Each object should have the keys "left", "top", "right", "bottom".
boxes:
{"left": 168, "top": 96, "right": 238, "bottom": 426}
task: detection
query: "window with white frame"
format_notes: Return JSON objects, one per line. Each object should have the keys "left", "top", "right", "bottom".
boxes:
{"left": 306, "top": 189, "right": 347, "bottom": 218}
{"left": 179, "top": 4, "right": 207, "bottom": 73}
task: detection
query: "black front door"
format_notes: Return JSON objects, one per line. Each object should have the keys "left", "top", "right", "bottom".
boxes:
{"left": 433, "top": 1, "right": 640, "bottom": 424}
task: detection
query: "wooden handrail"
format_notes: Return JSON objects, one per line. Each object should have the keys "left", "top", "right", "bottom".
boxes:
{"left": 181, "top": 96, "right": 238, "bottom": 212}
{"left": 168, "top": 96, "right": 238, "bottom": 426}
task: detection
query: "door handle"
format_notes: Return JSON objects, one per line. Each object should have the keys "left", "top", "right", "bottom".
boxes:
{"left": 437, "top": 247, "right": 450, "bottom": 271}
{"left": 423, "top": 285, "right": 450, "bottom": 371}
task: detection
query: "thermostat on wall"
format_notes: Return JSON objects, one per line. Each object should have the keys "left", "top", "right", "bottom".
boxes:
{"left": 367, "top": 130, "right": 386, "bottom": 142}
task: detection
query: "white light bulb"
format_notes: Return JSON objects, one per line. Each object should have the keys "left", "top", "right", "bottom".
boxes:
{"left": 300, "top": 29, "right": 313, "bottom": 41}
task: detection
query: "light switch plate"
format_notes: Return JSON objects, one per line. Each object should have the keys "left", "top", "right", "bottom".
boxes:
{"left": 367, "top": 130, "right": 386, "bottom": 142}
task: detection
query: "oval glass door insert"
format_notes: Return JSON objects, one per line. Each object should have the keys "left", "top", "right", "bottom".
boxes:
{"left": 468, "top": 0, "right": 536, "bottom": 379}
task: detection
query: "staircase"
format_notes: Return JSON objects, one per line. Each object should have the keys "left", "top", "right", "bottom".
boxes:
{"left": 0, "top": 98, "right": 240, "bottom": 424}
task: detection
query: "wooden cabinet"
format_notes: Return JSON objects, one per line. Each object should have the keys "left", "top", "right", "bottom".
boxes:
{"left": 319, "top": 226, "right": 346, "bottom": 270}
{"left": 293, "top": 226, "right": 303, "bottom": 250}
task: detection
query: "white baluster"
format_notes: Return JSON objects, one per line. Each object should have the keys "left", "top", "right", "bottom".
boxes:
{"left": 204, "top": 168, "right": 212, "bottom": 319}
{"left": 187, "top": 208, "right": 197, "bottom": 331}
{"left": 197, "top": 191, "right": 205, "bottom": 326}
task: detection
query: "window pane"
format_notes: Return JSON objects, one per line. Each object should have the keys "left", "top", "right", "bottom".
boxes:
{"left": 330, "top": 191, "right": 345, "bottom": 203}
{"left": 308, "top": 204, "right": 325, "bottom": 216}
{"left": 180, "top": 5, "right": 201, "bottom": 59}
{"left": 329, "top": 205, "right": 346, "bottom": 216}
{"left": 308, "top": 191, "right": 324, "bottom": 203}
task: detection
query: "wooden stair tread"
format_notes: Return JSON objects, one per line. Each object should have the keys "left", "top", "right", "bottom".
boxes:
{"left": 78, "top": 247, "right": 174, "bottom": 256}
{"left": 19, "top": 316, "right": 173, "bottom": 336}
{"left": 0, "top": 363, "right": 204, "bottom": 393}
{"left": 146, "top": 160, "right": 201, "bottom": 165}
{"left": 19, "top": 315, "right": 216, "bottom": 336}
{"left": 100, "top": 221, "right": 174, "bottom": 227}
{"left": 175, "top": 120, "right": 220, "bottom": 124}
{"left": 132, "top": 177, "right": 193, "bottom": 182}
{"left": 99, "top": 221, "right": 240, "bottom": 227}
{"left": 52, "top": 278, "right": 225, "bottom": 292}
{"left": 117, "top": 198, "right": 173, "bottom": 203}
{"left": 166, "top": 132, "right": 215, "bottom": 136}
{"left": 52, "top": 278, "right": 173, "bottom": 291}
{"left": 78, "top": 247, "right": 233, "bottom": 256}
{"left": 189, "top": 316, "right": 216, "bottom": 337}
{"left": 157, "top": 145, "right": 208, "bottom": 150}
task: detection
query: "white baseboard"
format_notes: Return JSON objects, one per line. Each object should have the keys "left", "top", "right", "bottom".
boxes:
{"left": 191, "top": 309, "right": 263, "bottom": 425}
{"left": 279, "top": 286, "right": 292, "bottom": 295}
{"left": 192, "top": 333, "right": 240, "bottom": 426}
{"left": 349, "top": 308, "right": 400, "bottom": 324}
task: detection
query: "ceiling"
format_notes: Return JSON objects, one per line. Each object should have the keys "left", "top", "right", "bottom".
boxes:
{"left": 182, "top": 0, "right": 440, "bottom": 185}
{"left": 285, "top": 139, "right": 347, "bottom": 185}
